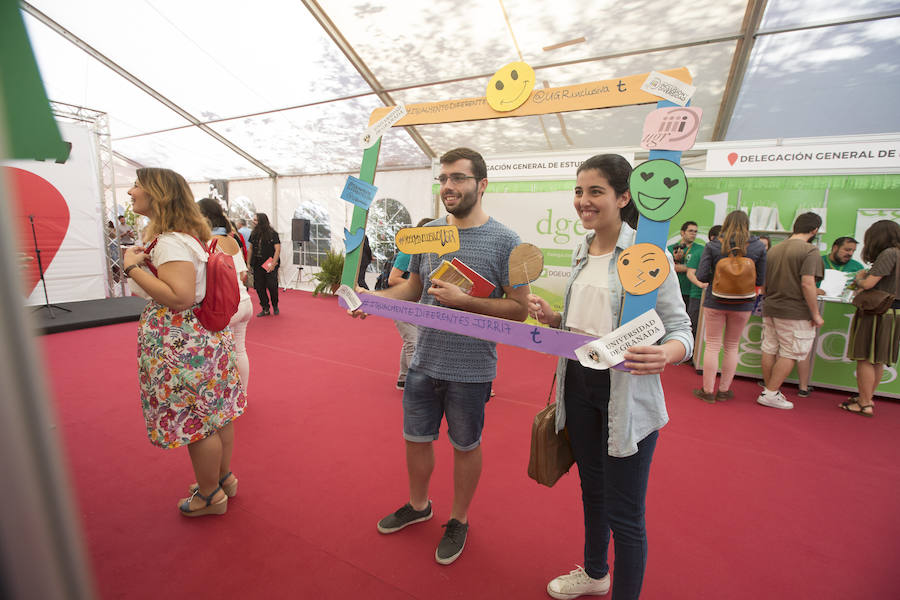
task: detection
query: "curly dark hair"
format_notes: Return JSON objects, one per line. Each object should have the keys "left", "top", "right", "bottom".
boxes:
{"left": 862, "top": 220, "right": 900, "bottom": 264}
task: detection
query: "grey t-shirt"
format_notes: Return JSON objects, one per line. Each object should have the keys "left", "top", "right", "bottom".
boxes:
{"left": 409, "top": 216, "right": 520, "bottom": 382}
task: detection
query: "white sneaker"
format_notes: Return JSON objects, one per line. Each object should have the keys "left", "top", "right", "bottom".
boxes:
{"left": 547, "top": 566, "right": 610, "bottom": 599}
{"left": 756, "top": 391, "right": 794, "bottom": 410}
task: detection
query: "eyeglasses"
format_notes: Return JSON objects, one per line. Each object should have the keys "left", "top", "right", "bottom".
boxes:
{"left": 435, "top": 174, "right": 478, "bottom": 185}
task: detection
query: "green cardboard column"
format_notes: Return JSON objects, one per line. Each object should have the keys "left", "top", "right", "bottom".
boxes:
{"left": 0, "top": 0, "right": 70, "bottom": 162}
{"left": 340, "top": 140, "right": 381, "bottom": 287}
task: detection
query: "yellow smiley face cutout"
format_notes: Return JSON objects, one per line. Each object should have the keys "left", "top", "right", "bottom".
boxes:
{"left": 616, "top": 243, "right": 670, "bottom": 295}
{"left": 486, "top": 61, "right": 535, "bottom": 112}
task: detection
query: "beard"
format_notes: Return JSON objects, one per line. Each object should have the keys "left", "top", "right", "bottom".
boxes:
{"left": 442, "top": 186, "right": 478, "bottom": 219}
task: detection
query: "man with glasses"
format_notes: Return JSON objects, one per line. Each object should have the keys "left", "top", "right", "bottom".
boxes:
{"left": 668, "top": 221, "right": 705, "bottom": 336}
{"left": 354, "top": 147, "right": 529, "bottom": 565}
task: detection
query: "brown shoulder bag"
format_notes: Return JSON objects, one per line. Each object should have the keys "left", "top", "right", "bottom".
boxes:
{"left": 527, "top": 374, "right": 574, "bottom": 487}
{"left": 852, "top": 255, "right": 899, "bottom": 315}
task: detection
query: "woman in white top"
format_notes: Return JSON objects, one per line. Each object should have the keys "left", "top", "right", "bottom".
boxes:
{"left": 197, "top": 198, "right": 253, "bottom": 388}
{"left": 123, "top": 168, "right": 246, "bottom": 518}
{"left": 526, "top": 155, "right": 692, "bottom": 600}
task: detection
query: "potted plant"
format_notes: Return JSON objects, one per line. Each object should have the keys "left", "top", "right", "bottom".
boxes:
{"left": 312, "top": 249, "right": 345, "bottom": 296}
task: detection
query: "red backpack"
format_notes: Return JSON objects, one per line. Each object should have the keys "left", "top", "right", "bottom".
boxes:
{"left": 145, "top": 235, "right": 240, "bottom": 331}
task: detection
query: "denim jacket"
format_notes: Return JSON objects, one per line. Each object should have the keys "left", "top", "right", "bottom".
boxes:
{"left": 553, "top": 224, "right": 694, "bottom": 457}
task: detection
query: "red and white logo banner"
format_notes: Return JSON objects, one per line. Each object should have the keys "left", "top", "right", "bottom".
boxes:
{"left": 707, "top": 141, "right": 900, "bottom": 171}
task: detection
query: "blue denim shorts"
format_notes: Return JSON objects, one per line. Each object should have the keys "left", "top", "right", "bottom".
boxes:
{"left": 402, "top": 368, "right": 492, "bottom": 451}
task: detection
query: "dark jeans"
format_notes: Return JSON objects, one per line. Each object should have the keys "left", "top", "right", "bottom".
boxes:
{"left": 564, "top": 360, "right": 658, "bottom": 600}
{"left": 253, "top": 265, "right": 279, "bottom": 310}
{"left": 685, "top": 294, "right": 700, "bottom": 339}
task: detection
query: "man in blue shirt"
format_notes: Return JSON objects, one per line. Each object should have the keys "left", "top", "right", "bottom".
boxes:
{"left": 351, "top": 147, "right": 529, "bottom": 565}
{"left": 237, "top": 219, "right": 252, "bottom": 247}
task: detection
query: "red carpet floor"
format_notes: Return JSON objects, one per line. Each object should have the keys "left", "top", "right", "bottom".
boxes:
{"left": 40, "top": 290, "right": 900, "bottom": 599}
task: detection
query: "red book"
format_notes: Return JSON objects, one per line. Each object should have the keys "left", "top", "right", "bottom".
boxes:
{"left": 451, "top": 258, "right": 496, "bottom": 298}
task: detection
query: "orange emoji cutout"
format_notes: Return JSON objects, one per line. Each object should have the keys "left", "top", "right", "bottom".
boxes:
{"left": 616, "top": 243, "right": 670, "bottom": 295}
{"left": 486, "top": 61, "right": 535, "bottom": 112}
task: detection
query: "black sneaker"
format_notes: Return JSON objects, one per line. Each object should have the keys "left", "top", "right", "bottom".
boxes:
{"left": 798, "top": 386, "right": 814, "bottom": 397}
{"left": 257, "top": 309, "right": 270, "bottom": 317}
{"left": 435, "top": 519, "right": 468, "bottom": 565}
{"left": 273, "top": 307, "right": 280, "bottom": 315}
{"left": 376, "top": 501, "right": 432, "bottom": 534}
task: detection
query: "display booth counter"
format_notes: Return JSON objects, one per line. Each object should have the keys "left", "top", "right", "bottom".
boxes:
{"left": 693, "top": 293, "right": 900, "bottom": 400}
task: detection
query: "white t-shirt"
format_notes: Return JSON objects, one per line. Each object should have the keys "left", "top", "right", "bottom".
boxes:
{"left": 565, "top": 251, "right": 614, "bottom": 338}
{"left": 129, "top": 233, "right": 208, "bottom": 304}
{"left": 229, "top": 244, "right": 251, "bottom": 302}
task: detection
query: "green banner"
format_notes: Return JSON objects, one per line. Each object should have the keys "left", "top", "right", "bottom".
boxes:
{"left": 0, "top": 0, "right": 70, "bottom": 162}
{"left": 671, "top": 174, "right": 900, "bottom": 250}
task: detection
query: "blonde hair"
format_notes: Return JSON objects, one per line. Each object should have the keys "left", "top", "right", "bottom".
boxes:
{"left": 718, "top": 210, "right": 750, "bottom": 254}
{"left": 137, "top": 168, "right": 211, "bottom": 243}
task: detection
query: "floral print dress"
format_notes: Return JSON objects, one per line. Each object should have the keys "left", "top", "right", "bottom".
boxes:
{"left": 138, "top": 301, "right": 246, "bottom": 449}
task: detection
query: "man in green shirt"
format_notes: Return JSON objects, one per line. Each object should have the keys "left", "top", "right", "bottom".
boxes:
{"left": 668, "top": 220, "right": 705, "bottom": 336}
{"left": 822, "top": 236, "right": 864, "bottom": 272}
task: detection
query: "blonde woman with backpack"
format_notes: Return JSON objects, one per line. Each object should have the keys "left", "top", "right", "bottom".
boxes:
{"left": 124, "top": 168, "right": 246, "bottom": 517}
{"left": 693, "top": 210, "right": 767, "bottom": 402}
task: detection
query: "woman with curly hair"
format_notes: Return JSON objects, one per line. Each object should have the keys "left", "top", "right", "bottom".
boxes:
{"left": 123, "top": 168, "right": 246, "bottom": 516}
{"left": 844, "top": 220, "right": 900, "bottom": 417}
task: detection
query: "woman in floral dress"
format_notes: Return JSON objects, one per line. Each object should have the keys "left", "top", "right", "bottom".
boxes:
{"left": 123, "top": 168, "right": 246, "bottom": 517}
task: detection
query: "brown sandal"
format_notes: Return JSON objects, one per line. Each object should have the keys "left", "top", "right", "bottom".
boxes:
{"left": 189, "top": 472, "right": 238, "bottom": 498}
{"left": 179, "top": 484, "right": 228, "bottom": 517}
{"left": 839, "top": 399, "right": 874, "bottom": 418}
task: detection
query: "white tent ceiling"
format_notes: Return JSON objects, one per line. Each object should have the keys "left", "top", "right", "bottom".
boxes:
{"left": 20, "top": 0, "right": 900, "bottom": 182}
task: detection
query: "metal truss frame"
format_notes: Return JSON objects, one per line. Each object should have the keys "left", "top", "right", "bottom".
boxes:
{"left": 50, "top": 100, "right": 125, "bottom": 297}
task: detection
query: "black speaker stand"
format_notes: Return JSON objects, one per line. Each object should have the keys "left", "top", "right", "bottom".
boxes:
{"left": 28, "top": 215, "right": 70, "bottom": 319}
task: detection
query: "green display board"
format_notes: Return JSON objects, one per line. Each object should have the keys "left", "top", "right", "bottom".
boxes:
{"left": 669, "top": 174, "right": 900, "bottom": 249}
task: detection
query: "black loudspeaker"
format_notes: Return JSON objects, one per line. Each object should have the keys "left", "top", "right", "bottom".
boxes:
{"left": 292, "top": 218, "right": 311, "bottom": 242}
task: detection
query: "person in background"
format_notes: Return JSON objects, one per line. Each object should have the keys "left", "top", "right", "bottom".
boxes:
{"left": 237, "top": 218, "right": 252, "bottom": 248}
{"left": 708, "top": 225, "right": 722, "bottom": 242}
{"left": 693, "top": 210, "right": 766, "bottom": 403}
{"left": 116, "top": 214, "right": 136, "bottom": 246}
{"left": 357, "top": 235, "right": 373, "bottom": 290}
{"left": 528, "top": 154, "right": 692, "bottom": 600}
{"left": 123, "top": 168, "right": 245, "bottom": 517}
{"left": 668, "top": 221, "right": 705, "bottom": 336}
{"left": 389, "top": 218, "right": 433, "bottom": 390}
{"left": 107, "top": 220, "right": 121, "bottom": 282}
{"left": 197, "top": 198, "right": 252, "bottom": 388}
{"left": 229, "top": 219, "right": 248, "bottom": 262}
{"left": 759, "top": 235, "right": 771, "bottom": 252}
{"left": 822, "top": 236, "right": 864, "bottom": 274}
{"left": 794, "top": 237, "right": 865, "bottom": 396}
{"left": 843, "top": 220, "right": 900, "bottom": 417}
{"left": 247, "top": 212, "right": 281, "bottom": 316}
{"left": 757, "top": 212, "right": 824, "bottom": 410}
